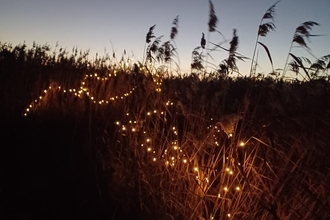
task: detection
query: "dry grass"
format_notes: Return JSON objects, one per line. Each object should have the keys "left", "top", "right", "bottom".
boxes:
{"left": 1, "top": 2, "right": 330, "bottom": 219}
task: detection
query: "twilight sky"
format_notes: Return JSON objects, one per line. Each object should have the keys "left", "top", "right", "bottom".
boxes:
{"left": 1, "top": 0, "right": 329, "bottom": 76}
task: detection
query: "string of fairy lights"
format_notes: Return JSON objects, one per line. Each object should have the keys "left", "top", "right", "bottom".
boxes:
{"left": 22, "top": 63, "right": 248, "bottom": 218}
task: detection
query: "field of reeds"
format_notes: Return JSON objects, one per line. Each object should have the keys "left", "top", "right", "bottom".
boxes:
{"left": 1, "top": 1, "right": 330, "bottom": 219}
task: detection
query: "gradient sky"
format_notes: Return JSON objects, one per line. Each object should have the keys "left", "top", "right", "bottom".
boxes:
{"left": 1, "top": 0, "right": 329, "bottom": 76}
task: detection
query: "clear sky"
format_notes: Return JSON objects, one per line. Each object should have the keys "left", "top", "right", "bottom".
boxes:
{"left": 1, "top": 0, "right": 329, "bottom": 76}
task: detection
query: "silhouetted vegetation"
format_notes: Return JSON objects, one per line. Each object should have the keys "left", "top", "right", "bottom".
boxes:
{"left": 1, "top": 1, "right": 330, "bottom": 219}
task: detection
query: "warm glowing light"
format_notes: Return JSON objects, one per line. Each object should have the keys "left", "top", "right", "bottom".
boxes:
{"left": 146, "top": 138, "right": 150, "bottom": 142}
{"left": 147, "top": 147, "right": 151, "bottom": 152}
{"left": 194, "top": 167, "right": 198, "bottom": 172}
{"left": 239, "top": 141, "right": 245, "bottom": 147}
{"left": 236, "top": 186, "right": 240, "bottom": 191}
{"left": 224, "top": 187, "right": 228, "bottom": 191}
{"left": 116, "top": 121, "right": 120, "bottom": 125}
{"left": 227, "top": 213, "right": 231, "bottom": 217}
{"left": 218, "top": 193, "right": 221, "bottom": 198}
{"left": 173, "top": 146, "right": 178, "bottom": 150}
{"left": 229, "top": 171, "right": 233, "bottom": 175}
{"left": 153, "top": 158, "right": 156, "bottom": 162}
{"left": 183, "top": 159, "right": 187, "bottom": 163}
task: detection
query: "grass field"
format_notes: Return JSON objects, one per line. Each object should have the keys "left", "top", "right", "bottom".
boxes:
{"left": 1, "top": 1, "right": 330, "bottom": 219}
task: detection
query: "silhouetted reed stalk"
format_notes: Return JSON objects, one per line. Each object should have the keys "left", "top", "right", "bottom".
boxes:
{"left": 281, "top": 21, "right": 319, "bottom": 79}
{"left": 205, "top": 0, "right": 218, "bottom": 76}
{"left": 249, "top": 1, "right": 279, "bottom": 77}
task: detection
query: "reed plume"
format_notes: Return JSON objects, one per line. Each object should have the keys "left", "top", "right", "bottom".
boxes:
{"left": 249, "top": 1, "right": 280, "bottom": 77}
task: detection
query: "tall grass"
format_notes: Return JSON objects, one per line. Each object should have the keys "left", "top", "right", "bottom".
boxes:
{"left": 1, "top": 1, "right": 330, "bottom": 219}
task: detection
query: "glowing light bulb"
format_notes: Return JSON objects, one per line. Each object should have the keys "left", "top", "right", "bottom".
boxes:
{"left": 236, "top": 186, "right": 240, "bottom": 191}
{"left": 194, "top": 167, "right": 198, "bottom": 172}
{"left": 239, "top": 141, "right": 245, "bottom": 147}
{"left": 146, "top": 138, "right": 150, "bottom": 142}
{"left": 147, "top": 147, "right": 151, "bottom": 152}
{"left": 183, "top": 159, "right": 187, "bottom": 163}
{"left": 218, "top": 193, "right": 221, "bottom": 198}
{"left": 224, "top": 187, "right": 228, "bottom": 191}
{"left": 229, "top": 171, "right": 233, "bottom": 175}
{"left": 227, "top": 213, "right": 231, "bottom": 217}
{"left": 153, "top": 158, "right": 156, "bottom": 162}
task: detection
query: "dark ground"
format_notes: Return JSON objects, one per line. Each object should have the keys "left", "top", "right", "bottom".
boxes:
{"left": 0, "top": 115, "right": 116, "bottom": 220}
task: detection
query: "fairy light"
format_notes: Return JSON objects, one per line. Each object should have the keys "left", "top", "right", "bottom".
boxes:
{"left": 227, "top": 213, "right": 231, "bottom": 218}
{"left": 147, "top": 147, "right": 151, "bottom": 152}
{"left": 153, "top": 158, "right": 156, "bottom": 162}
{"left": 183, "top": 159, "right": 187, "bottom": 163}
{"left": 236, "top": 186, "right": 240, "bottom": 191}
{"left": 239, "top": 141, "right": 245, "bottom": 147}
{"left": 194, "top": 167, "right": 198, "bottom": 172}
{"left": 224, "top": 187, "right": 228, "bottom": 191}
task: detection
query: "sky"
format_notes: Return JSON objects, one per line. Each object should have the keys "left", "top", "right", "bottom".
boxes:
{"left": 1, "top": 0, "right": 329, "bottom": 76}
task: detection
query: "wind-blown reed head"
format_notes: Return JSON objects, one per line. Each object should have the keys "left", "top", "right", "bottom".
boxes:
{"left": 170, "top": 15, "right": 179, "bottom": 40}
{"left": 208, "top": 0, "right": 218, "bottom": 32}
{"left": 258, "top": 1, "right": 280, "bottom": 36}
